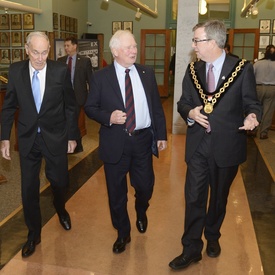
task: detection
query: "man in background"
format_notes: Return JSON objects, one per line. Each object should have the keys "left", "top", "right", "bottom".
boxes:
{"left": 58, "top": 36, "right": 93, "bottom": 153}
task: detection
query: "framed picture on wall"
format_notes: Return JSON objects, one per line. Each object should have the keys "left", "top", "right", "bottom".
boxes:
{"left": 273, "top": 20, "right": 275, "bottom": 34}
{"left": 0, "top": 32, "right": 10, "bottom": 47}
{"left": 259, "top": 19, "right": 271, "bottom": 34}
{"left": 24, "top": 31, "right": 31, "bottom": 44}
{"left": 0, "top": 14, "right": 10, "bottom": 30}
{"left": 112, "top": 21, "right": 122, "bottom": 35}
{"left": 11, "top": 31, "right": 22, "bottom": 46}
{"left": 0, "top": 49, "right": 10, "bottom": 64}
{"left": 259, "top": 35, "right": 270, "bottom": 49}
{"left": 53, "top": 13, "right": 58, "bottom": 30}
{"left": 123, "top": 21, "right": 133, "bottom": 33}
{"left": 60, "top": 15, "right": 65, "bottom": 31}
{"left": 12, "top": 49, "right": 22, "bottom": 63}
{"left": 11, "top": 14, "right": 22, "bottom": 30}
{"left": 272, "top": 36, "right": 275, "bottom": 46}
{"left": 23, "top": 13, "right": 34, "bottom": 30}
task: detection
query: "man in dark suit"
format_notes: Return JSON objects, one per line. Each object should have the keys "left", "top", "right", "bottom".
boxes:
{"left": 0, "top": 32, "right": 79, "bottom": 257}
{"left": 169, "top": 20, "right": 262, "bottom": 270}
{"left": 58, "top": 36, "right": 93, "bottom": 153}
{"left": 85, "top": 30, "right": 167, "bottom": 254}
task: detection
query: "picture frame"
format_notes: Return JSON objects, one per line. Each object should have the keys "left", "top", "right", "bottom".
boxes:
{"left": 123, "top": 21, "right": 133, "bottom": 33}
{"left": 272, "top": 36, "right": 275, "bottom": 46}
{"left": 53, "top": 13, "right": 58, "bottom": 30}
{"left": 70, "top": 17, "right": 74, "bottom": 33}
{"left": 65, "top": 16, "right": 70, "bottom": 32}
{"left": 259, "top": 35, "right": 270, "bottom": 49}
{"left": 23, "top": 13, "right": 34, "bottom": 30}
{"left": 273, "top": 20, "right": 275, "bottom": 34}
{"left": 11, "top": 31, "right": 22, "bottom": 46}
{"left": 74, "top": 19, "right": 78, "bottom": 33}
{"left": 23, "top": 31, "right": 31, "bottom": 44}
{"left": 0, "top": 49, "right": 10, "bottom": 64}
{"left": 0, "top": 32, "right": 10, "bottom": 47}
{"left": 259, "top": 19, "right": 271, "bottom": 34}
{"left": 60, "top": 15, "right": 66, "bottom": 31}
{"left": 0, "top": 14, "right": 10, "bottom": 30}
{"left": 12, "top": 49, "right": 22, "bottom": 63}
{"left": 11, "top": 14, "right": 22, "bottom": 30}
{"left": 112, "top": 21, "right": 122, "bottom": 35}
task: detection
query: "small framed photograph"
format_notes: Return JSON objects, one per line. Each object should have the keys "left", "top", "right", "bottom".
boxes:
{"left": 11, "top": 31, "right": 22, "bottom": 46}
{"left": 259, "top": 19, "right": 271, "bottom": 34}
{"left": 0, "top": 14, "right": 10, "bottom": 30}
{"left": 273, "top": 20, "right": 275, "bottom": 34}
{"left": 259, "top": 35, "right": 270, "bottom": 49}
{"left": 23, "top": 13, "right": 34, "bottom": 30}
{"left": 12, "top": 49, "right": 22, "bottom": 63}
{"left": 65, "top": 16, "right": 70, "bottom": 32}
{"left": 60, "top": 15, "right": 65, "bottom": 31}
{"left": 74, "top": 19, "right": 78, "bottom": 33}
{"left": 0, "top": 49, "right": 10, "bottom": 64}
{"left": 0, "top": 32, "right": 10, "bottom": 47}
{"left": 70, "top": 18, "right": 74, "bottom": 32}
{"left": 272, "top": 36, "right": 275, "bottom": 46}
{"left": 11, "top": 14, "right": 22, "bottom": 30}
{"left": 112, "top": 21, "right": 122, "bottom": 34}
{"left": 53, "top": 13, "right": 58, "bottom": 30}
{"left": 123, "top": 21, "right": 133, "bottom": 33}
{"left": 23, "top": 31, "right": 31, "bottom": 44}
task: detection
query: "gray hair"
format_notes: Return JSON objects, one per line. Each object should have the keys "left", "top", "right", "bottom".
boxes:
{"left": 193, "top": 20, "right": 227, "bottom": 49}
{"left": 26, "top": 31, "right": 50, "bottom": 46}
{"left": 109, "top": 30, "right": 135, "bottom": 50}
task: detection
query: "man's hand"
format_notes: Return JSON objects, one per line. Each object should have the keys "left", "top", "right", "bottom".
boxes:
{"left": 1, "top": 140, "right": 11, "bottom": 160}
{"left": 157, "top": 140, "right": 167, "bottom": 151}
{"left": 68, "top": 140, "right": 77, "bottom": 153}
{"left": 188, "top": 105, "right": 209, "bottom": 129}
{"left": 239, "top": 113, "right": 259, "bottom": 131}
{"left": 110, "top": 110, "right": 127, "bottom": 125}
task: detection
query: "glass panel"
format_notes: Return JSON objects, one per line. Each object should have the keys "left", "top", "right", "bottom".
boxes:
{"left": 145, "top": 34, "right": 155, "bottom": 46}
{"left": 145, "top": 47, "right": 155, "bottom": 58}
{"left": 233, "top": 34, "right": 244, "bottom": 46}
{"left": 156, "top": 34, "right": 165, "bottom": 46}
{"left": 243, "top": 48, "right": 254, "bottom": 62}
{"left": 145, "top": 60, "right": 155, "bottom": 67}
{"left": 155, "top": 48, "right": 165, "bottom": 59}
{"left": 244, "top": 33, "right": 255, "bottom": 47}
{"left": 155, "top": 60, "right": 164, "bottom": 72}
{"left": 155, "top": 73, "right": 164, "bottom": 85}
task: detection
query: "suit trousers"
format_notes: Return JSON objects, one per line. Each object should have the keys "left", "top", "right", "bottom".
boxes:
{"left": 182, "top": 132, "right": 238, "bottom": 254}
{"left": 19, "top": 133, "right": 69, "bottom": 241}
{"left": 104, "top": 128, "right": 154, "bottom": 238}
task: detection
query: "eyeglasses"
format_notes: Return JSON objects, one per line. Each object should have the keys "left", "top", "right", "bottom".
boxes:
{"left": 192, "top": 38, "right": 211, "bottom": 45}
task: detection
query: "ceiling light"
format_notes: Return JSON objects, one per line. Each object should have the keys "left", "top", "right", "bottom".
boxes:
{"left": 126, "top": 0, "right": 158, "bottom": 18}
{"left": 135, "top": 8, "right": 142, "bottom": 19}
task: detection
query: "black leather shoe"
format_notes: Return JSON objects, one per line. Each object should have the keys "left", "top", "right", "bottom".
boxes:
{"left": 136, "top": 215, "right": 148, "bottom": 233}
{"left": 169, "top": 252, "right": 202, "bottom": 270}
{"left": 113, "top": 236, "right": 131, "bottom": 253}
{"left": 206, "top": 240, "right": 221, "bottom": 258}
{"left": 58, "top": 210, "right": 71, "bottom": 230}
{"left": 22, "top": 238, "right": 41, "bottom": 258}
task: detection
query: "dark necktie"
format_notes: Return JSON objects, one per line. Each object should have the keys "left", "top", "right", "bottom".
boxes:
{"left": 125, "top": 69, "right": 136, "bottom": 133}
{"left": 68, "top": 56, "right": 72, "bottom": 72}
{"left": 32, "top": 70, "right": 41, "bottom": 113}
{"left": 206, "top": 64, "right": 215, "bottom": 132}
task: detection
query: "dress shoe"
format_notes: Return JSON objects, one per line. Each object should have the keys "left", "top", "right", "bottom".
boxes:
{"left": 22, "top": 238, "right": 41, "bottom": 258}
{"left": 260, "top": 133, "right": 268, "bottom": 139}
{"left": 206, "top": 240, "right": 221, "bottom": 258}
{"left": 58, "top": 210, "right": 71, "bottom": 230}
{"left": 136, "top": 215, "right": 148, "bottom": 233}
{"left": 113, "top": 236, "right": 131, "bottom": 253}
{"left": 169, "top": 252, "right": 202, "bottom": 270}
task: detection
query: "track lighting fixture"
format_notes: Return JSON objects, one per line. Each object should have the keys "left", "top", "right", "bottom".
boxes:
{"left": 135, "top": 8, "right": 142, "bottom": 19}
{"left": 241, "top": 0, "right": 260, "bottom": 18}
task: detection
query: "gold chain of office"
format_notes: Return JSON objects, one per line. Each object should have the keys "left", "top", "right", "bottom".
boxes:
{"left": 190, "top": 59, "right": 246, "bottom": 114}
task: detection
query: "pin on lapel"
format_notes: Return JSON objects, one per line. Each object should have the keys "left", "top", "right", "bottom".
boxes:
{"left": 143, "top": 71, "right": 145, "bottom": 73}
{"left": 221, "top": 76, "right": 225, "bottom": 80}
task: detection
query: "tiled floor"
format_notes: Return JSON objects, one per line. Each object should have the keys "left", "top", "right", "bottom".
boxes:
{"left": 0, "top": 96, "right": 274, "bottom": 274}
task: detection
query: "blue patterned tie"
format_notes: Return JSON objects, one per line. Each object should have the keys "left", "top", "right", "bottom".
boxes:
{"left": 125, "top": 69, "right": 136, "bottom": 133}
{"left": 32, "top": 70, "right": 41, "bottom": 113}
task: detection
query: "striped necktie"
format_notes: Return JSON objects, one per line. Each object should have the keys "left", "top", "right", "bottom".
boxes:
{"left": 125, "top": 69, "right": 136, "bottom": 133}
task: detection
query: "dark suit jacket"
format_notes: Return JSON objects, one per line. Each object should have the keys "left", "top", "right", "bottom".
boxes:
{"left": 84, "top": 63, "right": 167, "bottom": 163}
{"left": 178, "top": 55, "right": 262, "bottom": 167}
{"left": 58, "top": 54, "right": 93, "bottom": 106}
{"left": 1, "top": 59, "right": 80, "bottom": 157}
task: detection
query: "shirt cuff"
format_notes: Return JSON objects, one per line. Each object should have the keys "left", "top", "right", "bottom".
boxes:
{"left": 187, "top": 117, "right": 195, "bottom": 126}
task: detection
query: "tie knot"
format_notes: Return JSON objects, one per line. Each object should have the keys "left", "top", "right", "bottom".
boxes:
{"left": 34, "top": 70, "right": 39, "bottom": 76}
{"left": 209, "top": 63, "right": 214, "bottom": 71}
{"left": 125, "top": 69, "right": 130, "bottom": 74}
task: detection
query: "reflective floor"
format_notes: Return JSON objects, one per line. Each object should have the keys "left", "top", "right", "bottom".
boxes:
{"left": 0, "top": 96, "right": 275, "bottom": 274}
